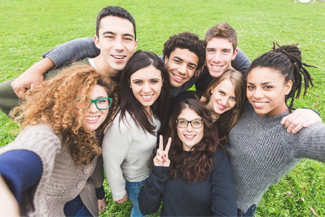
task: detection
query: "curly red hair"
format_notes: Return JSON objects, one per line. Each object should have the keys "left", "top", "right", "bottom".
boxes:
{"left": 10, "top": 64, "right": 118, "bottom": 166}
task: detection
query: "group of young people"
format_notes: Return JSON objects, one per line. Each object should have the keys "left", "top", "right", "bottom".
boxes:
{"left": 0, "top": 5, "right": 324, "bottom": 217}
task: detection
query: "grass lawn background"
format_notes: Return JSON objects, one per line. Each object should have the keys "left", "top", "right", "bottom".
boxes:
{"left": 0, "top": 0, "right": 324, "bottom": 216}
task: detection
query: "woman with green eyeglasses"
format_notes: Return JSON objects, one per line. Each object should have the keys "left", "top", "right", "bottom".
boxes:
{"left": 0, "top": 65, "right": 118, "bottom": 216}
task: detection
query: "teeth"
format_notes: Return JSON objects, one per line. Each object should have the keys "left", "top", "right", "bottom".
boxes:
{"left": 212, "top": 65, "right": 222, "bottom": 68}
{"left": 175, "top": 75, "right": 184, "bottom": 80}
{"left": 85, "top": 116, "right": 99, "bottom": 120}
{"left": 112, "top": 55, "right": 124, "bottom": 59}
{"left": 255, "top": 102, "right": 267, "bottom": 105}
{"left": 142, "top": 95, "right": 152, "bottom": 99}
{"left": 185, "top": 135, "right": 195, "bottom": 138}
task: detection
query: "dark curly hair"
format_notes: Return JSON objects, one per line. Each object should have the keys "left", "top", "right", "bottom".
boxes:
{"left": 247, "top": 42, "right": 316, "bottom": 112}
{"left": 164, "top": 99, "right": 225, "bottom": 183}
{"left": 163, "top": 32, "right": 205, "bottom": 70}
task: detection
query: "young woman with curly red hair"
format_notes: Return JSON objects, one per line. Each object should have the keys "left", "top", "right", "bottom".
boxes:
{"left": 0, "top": 64, "right": 118, "bottom": 216}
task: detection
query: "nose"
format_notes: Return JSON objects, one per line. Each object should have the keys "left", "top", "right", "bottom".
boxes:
{"left": 222, "top": 97, "right": 228, "bottom": 106}
{"left": 143, "top": 82, "right": 151, "bottom": 93}
{"left": 178, "top": 63, "right": 187, "bottom": 75}
{"left": 253, "top": 87, "right": 264, "bottom": 99}
{"left": 88, "top": 102, "right": 98, "bottom": 113}
{"left": 213, "top": 51, "right": 221, "bottom": 62}
{"left": 185, "top": 123, "right": 194, "bottom": 131}
{"left": 114, "top": 38, "right": 124, "bottom": 51}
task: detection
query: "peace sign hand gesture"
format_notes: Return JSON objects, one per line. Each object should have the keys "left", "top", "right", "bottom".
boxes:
{"left": 154, "top": 135, "right": 172, "bottom": 167}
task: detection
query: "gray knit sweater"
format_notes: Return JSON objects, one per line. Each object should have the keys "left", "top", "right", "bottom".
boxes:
{"left": 226, "top": 102, "right": 325, "bottom": 212}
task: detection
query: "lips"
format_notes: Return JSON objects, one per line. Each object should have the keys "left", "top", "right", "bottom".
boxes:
{"left": 253, "top": 101, "right": 269, "bottom": 108}
{"left": 184, "top": 134, "right": 196, "bottom": 140}
{"left": 85, "top": 115, "right": 100, "bottom": 123}
{"left": 111, "top": 54, "right": 126, "bottom": 62}
{"left": 217, "top": 102, "right": 227, "bottom": 110}
{"left": 141, "top": 94, "right": 154, "bottom": 101}
{"left": 172, "top": 73, "right": 185, "bottom": 83}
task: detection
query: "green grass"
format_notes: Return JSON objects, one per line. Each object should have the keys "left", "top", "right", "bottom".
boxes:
{"left": 0, "top": 0, "right": 325, "bottom": 216}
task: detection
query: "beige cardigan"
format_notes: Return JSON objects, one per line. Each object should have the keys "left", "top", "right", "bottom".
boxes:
{"left": 0, "top": 124, "right": 104, "bottom": 216}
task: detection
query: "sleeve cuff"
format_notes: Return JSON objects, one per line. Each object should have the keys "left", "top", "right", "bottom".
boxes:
{"left": 95, "top": 186, "right": 105, "bottom": 200}
{"left": 153, "top": 166, "right": 169, "bottom": 180}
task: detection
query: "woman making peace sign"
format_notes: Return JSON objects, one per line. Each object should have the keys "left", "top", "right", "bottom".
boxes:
{"left": 138, "top": 99, "right": 237, "bottom": 216}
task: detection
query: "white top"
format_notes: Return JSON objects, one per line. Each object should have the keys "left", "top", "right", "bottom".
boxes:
{"left": 102, "top": 110, "right": 160, "bottom": 201}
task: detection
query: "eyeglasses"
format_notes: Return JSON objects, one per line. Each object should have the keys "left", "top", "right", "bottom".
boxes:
{"left": 176, "top": 118, "right": 204, "bottom": 129}
{"left": 73, "top": 97, "right": 113, "bottom": 110}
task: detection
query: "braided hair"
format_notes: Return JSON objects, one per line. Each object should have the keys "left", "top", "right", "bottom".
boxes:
{"left": 247, "top": 42, "right": 316, "bottom": 112}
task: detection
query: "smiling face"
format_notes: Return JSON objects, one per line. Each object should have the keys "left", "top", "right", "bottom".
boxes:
{"left": 247, "top": 67, "right": 292, "bottom": 117}
{"left": 205, "top": 38, "right": 238, "bottom": 78}
{"left": 130, "top": 65, "right": 163, "bottom": 112}
{"left": 164, "top": 48, "right": 199, "bottom": 88}
{"left": 207, "top": 79, "right": 237, "bottom": 118}
{"left": 75, "top": 85, "right": 109, "bottom": 131}
{"left": 94, "top": 16, "right": 137, "bottom": 77}
{"left": 177, "top": 108, "right": 204, "bottom": 151}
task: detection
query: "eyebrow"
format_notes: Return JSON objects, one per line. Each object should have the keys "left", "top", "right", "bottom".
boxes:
{"left": 247, "top": 81, "right": 274, "bottom": 85}
{"left": 132, "top": 78, "right": 160, "bottom": 81}
{"left": 102, "top": 31, "right": 134, "bottom": 38}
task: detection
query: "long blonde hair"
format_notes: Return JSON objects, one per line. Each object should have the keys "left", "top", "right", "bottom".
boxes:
{"left": 10, "top": 64, "right": 118, "bottom": 166}
{"left": 201, "top": 69, "right": 246, "bottom": 144}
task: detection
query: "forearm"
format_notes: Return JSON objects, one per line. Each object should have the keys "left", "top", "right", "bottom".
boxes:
{"left": 42, "top": 37, "right": 100, "bottom": 68}
{"left": 0, "top": 150, "right": 42, "bottom": 203}
{"left": 138, "top": 166, "right": 169, "bottom": 215}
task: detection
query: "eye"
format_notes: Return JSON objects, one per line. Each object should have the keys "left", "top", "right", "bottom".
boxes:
{"left": 150, "top": 79, "right": 159, "bottom": 84}
{"left": 104, "top": 35, "right": 114, "bottom": 39}
{"left": 247, "top": 86, "right": 255, "bottom": 90}
{"left": 174, "top": 59, "right": 181, "bottom": 63}
{"left": 264, "top": 86, "right": 273, "bottom": 90}
{"left": 134, "top": 80, "right": 143, "bottom": 85}
{"left": 124, "top": 37, "right": 133, "bottom": 41}
{"left": 219, "top": 91, "right": 225, "bottom": 96}
{"left": 223, "top": 50, "right": 229, "bottom": 54}
{"left": 97, "top": 99, "right": 108, "bottom": 104}
{"left": 207, "top": 49, "right": 214, "bottom": 53}
{"left": 230, "top": 97, "right": 236, "bottom": 102}
{"left": 188, "top": 65, "right": 196, "bottom": 70}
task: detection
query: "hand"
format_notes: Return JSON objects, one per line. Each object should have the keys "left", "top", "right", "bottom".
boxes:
{"left": 281, "top": 108, "right": 322, "bottom": 134}
{"left": 11, "top": 57, "right": 55, "bottom": 98}
{"left": 154, "top": 135, "right": 172, "bottom": 167}
{"left": 194, "top": 65, "right": 205, "bottom": 77}
{"left": 0, "top": 175, "right": 20, "bottom": 216}
{"left": 97, "top": 198, "right": 106, "bottom": 214}
{"left": 115, "top": 192, "right": 128, "bottom": 203}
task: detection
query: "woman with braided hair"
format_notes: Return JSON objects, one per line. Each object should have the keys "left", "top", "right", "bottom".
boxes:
{"left": 0, "top": 64, "right": 118, "bottom": 216}
{"left": 227, "top": 42, "right": 325, "bottom": 216}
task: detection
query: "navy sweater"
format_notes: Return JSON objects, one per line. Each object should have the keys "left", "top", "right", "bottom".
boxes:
{"left": 138, "top": 147, "right": 237, "bottom": 216}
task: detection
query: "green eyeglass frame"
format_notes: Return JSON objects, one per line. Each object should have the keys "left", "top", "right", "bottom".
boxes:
{"left": 73, "top": 97, "right": 113, "bottom": 110}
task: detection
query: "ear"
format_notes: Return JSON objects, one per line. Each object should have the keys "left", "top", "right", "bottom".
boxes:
{"left": 231, "top": 48, "right": 239, "bottom": 60}
{"left": 134, "top": 39, "right": 138, "bottom": 50}
{"left": 285, "top": 80, "right": 293, "bottom": 95}
{"left": 164, "top": 56, "right": 168, "bottom": 64}
{"left": 94, "top": 35, "right": 100, "bottom": 49}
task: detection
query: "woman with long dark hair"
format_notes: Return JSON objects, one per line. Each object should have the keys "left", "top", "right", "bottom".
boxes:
{"left": 102, "top": 50, "right": 170, "bottom": 217}
{"left": 138, "top": 99, "right": 237, "bottom": 216}
{"left": 0, "top": 65, "right": 118, "bottom": 216}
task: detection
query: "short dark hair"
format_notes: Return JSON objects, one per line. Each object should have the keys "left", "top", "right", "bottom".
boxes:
{"left": 204, "top": 22, "right": 237, "bottom": 52}
{"left": 163, "top": 32, "right": 205, "bottom": 69}
{"left": 96, "top": 6, "right": 136, "bottom": 40}
{"left": 118, "top": 50, "right": 170, "bottom": 135}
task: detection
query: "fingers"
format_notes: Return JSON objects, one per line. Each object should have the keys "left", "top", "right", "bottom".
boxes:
{"left": 158, "top": 135, "right": 163, "bottom": 151}
{"left": 164, "top": 137, "right": 172, "bottom": 158}
{"left": 282, "top": 109, "right": 321, "bottom": 134}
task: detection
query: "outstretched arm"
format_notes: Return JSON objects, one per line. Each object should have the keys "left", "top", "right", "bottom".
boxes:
{"left": 0, "top": 175, "right": 19, "bottom": 216}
